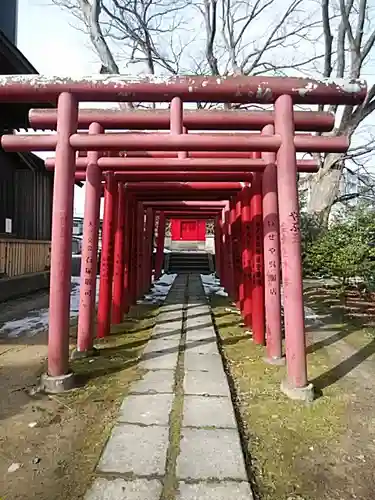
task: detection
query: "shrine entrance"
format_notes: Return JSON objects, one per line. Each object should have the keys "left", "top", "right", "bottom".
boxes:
{"left": 170, "top": 218, "right": 206, "bottom": 252}
{"left": 171, "top": 219, "right": 206, "bottom": 241}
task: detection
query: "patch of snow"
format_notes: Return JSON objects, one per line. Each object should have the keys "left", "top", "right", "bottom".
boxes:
{"left": 1, "top": 310, "right": 50, "bottom": 339}
{"left": 137, "top": 273, "right": 177, "bottom": 305}
{"left": 201, "top": 273, "right": 228, "bottom": 298}
{"left": 153, "top": 248, "right": 171, "bottom": 253}
{"left": 304, "top": 305, "right": 324, "bottom": 326}
{"left": 0, "top": 272, "right": 177, "bottom": 339}
{"left": 0, "top": 276, "right": 100, "bottom": 339}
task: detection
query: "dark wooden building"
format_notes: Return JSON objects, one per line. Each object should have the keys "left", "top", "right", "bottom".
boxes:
{"left": 0, "top": 23, "right": 54, "bottom": 300}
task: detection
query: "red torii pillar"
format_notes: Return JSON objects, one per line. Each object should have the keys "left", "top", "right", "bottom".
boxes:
{"left": 41, "top": 92, "right": 78, "bottom": 391}
{"left": 122, "top": 194, "right": 133, "bottom": 315}
{"left": 112, "top": 182, "right": 126, "bottom": 324}
{"left": 127, "top": 198, "right": 139, "bottom": 306}
{"left": 262, "top": 124, "right": 283, "bottom": 364}
{"left": 73, "top": 121, "right": 103, "bottom": 358}
{"left": 143, "top": 207, "right": 155, "bottom": 294}
{"left": 229, "top": 199, "right": 237, "bottom": 301}
{"left": 217, "top": 210, "right": 225, "bottom": 286}
{"left": 232, "top": 194, "right": 243, "bottom": 308}
{"left": 222, "top": 206, "right": 231, "bottom": 294}
{"left": 222, "top": 204, "right": 234, "bottom": 297}
{"left": 97, "top": 173, "right": 117, "bottom": 338}
{"left": 155, "top": 211, "right": 166, "bottom": 280}
{"left": 250, "top": 158, "right": 266, "bottom": 345}
{"left": 241, "top": 184, "right": 252, "bottom": 329}
{"left": 136, "top": 203, "right": 145, "bottom": 300}
{"left": 214, "top": 216, "right": 222, "bottom": 279}
{"left": 275, "top": 95, "right": 313, "bottom": 401}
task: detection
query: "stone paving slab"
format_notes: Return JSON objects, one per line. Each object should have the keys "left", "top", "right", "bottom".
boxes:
{"left": 143, "top": 338, "right": 180, "bottom": 355}
{"left": 153, "top": 320, "right": 181, "bottom": 333}
{"left": 186, "top": 317, "right": 212, "bottom": 329}
{"left": 187, "top": 302, "right": 207, "bottom": 308}
{"left": 177, "top": 482, "right": 253, "bottom": 500}
{"left": 151, "top": 325, "right": 182, "bottom": 341}
{"left": 130, "top": 370, "right": 175, "bottom": 394}
{"left": 186, "top": 311, "right": 210, "bottom": 318}
{"left": 140, "top": 350, "right": 179, "bottom": 370}
{"left": 184, "top": 352, "right": 224, "bottom": 373}
{"left": 161, "top": 304, "right": 184, "bottom": 312}
{"left": 118, "top": 394, "right": 173, "bottom": 426}
{"left": 97, "top": 424, "right": 169, "bottom": 476}
{"left": 154, "top": 320, "right": 183, "bottom": 332}
{"left": 187, "top": 304, "right": 210, "bottom": 313}
{"left": 186, "top": 313, "right": 211, "bottom": 321}
{"left": 177, "top": 428, "right": 247, "bottom": 480}
{"left": 85, "top": 274, "right": 254, "bottom": 499}
{"left": 183, "top": 395, "right": 237, "bottom": 428}
{"left": 185, "top": 338, "right": 219, "bottom": 355}
{"left": 185, "top": 326, "right": 216, "bottom": 340}
{"left": 186, "top": 322, "right": 214, "bottom": 332}
{"left": 184, "top": 370, "right": 230, "bottom": 397}
{"left": 158, "top": 310, "right": 184, "bottom": 321}
{"left": 85, "top": 478, "right": 163, "bottom": 500}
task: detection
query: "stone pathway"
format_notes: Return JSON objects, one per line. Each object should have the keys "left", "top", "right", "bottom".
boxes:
{"left": 85, "top": 274, "right": 253, "bottom": 500}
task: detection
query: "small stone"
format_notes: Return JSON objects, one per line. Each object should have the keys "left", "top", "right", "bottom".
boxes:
{"left": 32, "top": 457, "right": 41, "bottom": 465}
{"left": 28, "top": 386, "right": 40, "bottom": 397}
{"left": 8, "top": 463, "right": 21, "bottom": 473}
{"left": 28, "top": 422, "right": 38, "bottom": 428}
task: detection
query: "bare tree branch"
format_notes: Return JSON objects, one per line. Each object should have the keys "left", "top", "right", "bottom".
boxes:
{"left": 322, "top": 0, "right": 333, "bottom": 78}
{"left": 51, "top": 0, "right": 375, "bottom": 223}
{"left": 80, "top": 0, "right": 120, "bottom": 72}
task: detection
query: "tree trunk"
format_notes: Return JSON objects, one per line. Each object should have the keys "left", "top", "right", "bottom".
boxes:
{"left": 306, "top": 152, "right": 344, "bottom": 226}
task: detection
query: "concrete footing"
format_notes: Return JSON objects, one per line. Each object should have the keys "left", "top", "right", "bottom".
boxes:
{"left": 263, "top": 355, "right": 286, "bottom": 366}
{"left": 71, "top": 347, "right": 99, "bottom": 360}
{"left": 280, "top": 379, "right": 315, "bottom": 403}
{"left": 40, "top": 371, "right": 76, "bottom": 394}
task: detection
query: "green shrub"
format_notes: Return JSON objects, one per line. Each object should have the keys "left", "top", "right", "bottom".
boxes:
{"left": 303, "top": 207, "right": 375, "bottom": 288}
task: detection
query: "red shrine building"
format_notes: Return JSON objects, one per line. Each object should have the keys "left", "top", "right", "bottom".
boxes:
{"left": 171, "top": 219, "right": 206, "bottom": 243}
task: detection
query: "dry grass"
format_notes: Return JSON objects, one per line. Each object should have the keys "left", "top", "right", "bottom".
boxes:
{"left": 211, "top": 294, "right": 375, "bottom": 500}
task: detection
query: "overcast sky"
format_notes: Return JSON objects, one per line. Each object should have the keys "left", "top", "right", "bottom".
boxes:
{"left": 17, "top": 0, "right": 102, "bottom": 215}
{"left": 18, "top": 0, "right": 99, "bottom": 75}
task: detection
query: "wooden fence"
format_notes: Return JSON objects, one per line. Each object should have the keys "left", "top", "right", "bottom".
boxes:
{"left": 0, "top": 239, "right": 51, "bottom": 278}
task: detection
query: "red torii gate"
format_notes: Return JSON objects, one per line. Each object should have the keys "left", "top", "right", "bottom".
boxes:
{"left": 0, "top": 74, "right": 366, "bottom": 402}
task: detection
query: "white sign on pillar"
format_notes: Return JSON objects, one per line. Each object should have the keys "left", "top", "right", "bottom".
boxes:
{"left": 5, "top": 218, "right": 12, "bottom": 234}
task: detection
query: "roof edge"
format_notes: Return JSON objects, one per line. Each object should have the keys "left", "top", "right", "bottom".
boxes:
{"left": 0, "top": 29, "right": 38, "bottom": 74}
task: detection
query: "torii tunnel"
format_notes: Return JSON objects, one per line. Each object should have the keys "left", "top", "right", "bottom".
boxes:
{"left": 0, "top": 74, "right": 366, "bottom": 401}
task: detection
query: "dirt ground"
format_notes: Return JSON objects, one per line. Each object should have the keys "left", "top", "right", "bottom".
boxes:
{"left": 3, "top": 280, "right": 375, "bottom": 499}
{"left": 0, "top": 290, "right": 159, "bottom": 500}
{"left": 211, "top": 285, "right": 375, "bottom": 500}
